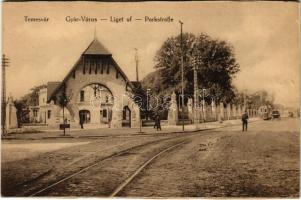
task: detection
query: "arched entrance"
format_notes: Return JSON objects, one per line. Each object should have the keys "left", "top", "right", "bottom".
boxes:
{"left": 79, "top": 110, "right": 91, "bottom": 124}
{"left": 78, "top": 83, "right": 114, "bottom": 126}
{"left": 122, "top": 106, "right": 131, "bottom": 127}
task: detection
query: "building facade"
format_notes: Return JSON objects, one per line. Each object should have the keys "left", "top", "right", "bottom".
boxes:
{"left": 30, "top": 38, "right": 140, "bottom": 129}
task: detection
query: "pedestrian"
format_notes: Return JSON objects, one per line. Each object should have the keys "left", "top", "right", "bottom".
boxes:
{"left": 108, "top": 109, "right": 112, "bottom": 128}
{"left": 153, "top": 116, "right": 157, "bottom": 129}
{"left": 242, "top": 110, "right": 249, "bottom": 132}
{"left": 156, "top": 115, "right": 161, "bottom": 131}
{"left": 79, "top": 116, "right": 84, "bottom": 129}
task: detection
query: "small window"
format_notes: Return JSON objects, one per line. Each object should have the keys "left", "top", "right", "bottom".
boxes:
{"left": 106, "top": 61, "right": 110, "bottom": 74}
{"left": 89, "top": 59, "right": 92, "bottom": 74}
{"left": 47, "top": 110, "right": 51, "bottom": 119}
{"left": 80, "top": 90, "right": 85, "bottom": 102}
{"left": 103, "top": 109, "right": 107, "bottom": 118}
{"left": 95, "top": 60, "right": 98, "bottom": 74}
{"left": 72, "top": 70, "right": 76, "bottom": 79}
{"left": 106, "top": 96, "right": 109, "bottom": 103}
{"left": 101, "top": 61, "right": 104, "bottom": 74}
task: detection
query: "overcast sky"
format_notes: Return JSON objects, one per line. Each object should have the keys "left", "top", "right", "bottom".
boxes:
{"left": 3, "top": 1, "right": 299, "bottom": 108}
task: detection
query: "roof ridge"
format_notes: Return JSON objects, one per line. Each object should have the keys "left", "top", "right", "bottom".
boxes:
{"left": 83, "top": 38, "right": 111, "bottom": 55}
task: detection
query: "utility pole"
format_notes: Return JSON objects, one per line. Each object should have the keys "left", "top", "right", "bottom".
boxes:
{"left": 179, "top": 20, "right": 184, "bottom": 132}
{"left": 202, "top": 88, "right": 206, "bottom": 124}
{"left": 193, "top": 58, "right": 199, "bottom": 125}
{"left": 134, "top": 48, "right": 139, "bottom": 82}
{"left": 135, "top": 48, "right": 143, "bottom": 133}
{"left": 2, "top": 54, "right": 9, "bottom": 135}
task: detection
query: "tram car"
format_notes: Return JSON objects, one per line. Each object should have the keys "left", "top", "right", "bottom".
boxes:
{"left": 258, "top": 105, "right": 272, "bottom": 120}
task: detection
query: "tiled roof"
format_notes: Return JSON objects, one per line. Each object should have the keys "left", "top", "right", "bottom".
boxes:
{"left": 83, "top": 39, "right": 111, "bottom": 55}
{"left": 47, "top": 82, "right": 61, "bottom": 102}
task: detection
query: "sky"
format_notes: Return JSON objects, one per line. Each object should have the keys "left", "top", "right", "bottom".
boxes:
{"left": 2, "top": 1, "right": 300, "bottom": 108}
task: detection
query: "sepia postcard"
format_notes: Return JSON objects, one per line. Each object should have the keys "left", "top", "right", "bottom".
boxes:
{"left": 1, "top": 1, "right": 300, "bottom": 198}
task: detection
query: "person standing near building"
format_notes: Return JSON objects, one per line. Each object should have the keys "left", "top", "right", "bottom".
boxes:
{"left": 156, "top": 115, "right": 161, "bottom": 131}
{"left": 242, "top": 110, "right": 249, "bottom": 132}
{"left": 79, "top": 116, "right": 84, "bottom": 129}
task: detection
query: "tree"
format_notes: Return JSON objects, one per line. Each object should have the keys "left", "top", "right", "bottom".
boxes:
{"left": 232, "top": 89, "right": 275, "bottom": 109}
{"left": 142, "top": 32, "right": 240, "bottom": 106}
{"left": 57, "top": 83, "right": 70, "bottom": 135}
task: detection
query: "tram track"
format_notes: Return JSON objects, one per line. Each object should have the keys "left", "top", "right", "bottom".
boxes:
{"left": 24, "top": 131, "right": 206, "bottom": 197}
{"left": 109, "top": 140, "right": 188, "bottom": 197}
{"left": 4, "top": 128, "right": 222, "bottom": 197}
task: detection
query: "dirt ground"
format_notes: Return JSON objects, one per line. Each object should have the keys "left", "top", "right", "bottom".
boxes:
{"left": 121, "top": 118, "right": 299, "bottom": 197}
{"left": 1, "top": 118, "right": 299, "bottom": 197}
{"left": 1, "top": 136, "right": 167, "bottom": 196}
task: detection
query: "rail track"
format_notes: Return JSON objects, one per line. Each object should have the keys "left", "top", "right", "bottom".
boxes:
{"left": 22, "top": 130, "right": 211, "bottom": 197}
{"left": 109, "top": 140, "right": 188, "bottom": 197}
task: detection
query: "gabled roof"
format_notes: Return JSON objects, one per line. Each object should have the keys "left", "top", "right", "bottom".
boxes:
{"left": 83, "top": 39, "right": 111, "bottom": 55}
{"left": 47, "top": 38, "right": 134, "bottom": 102}
{"left": 47, "top": 82, "right": 61, "bottom": 102}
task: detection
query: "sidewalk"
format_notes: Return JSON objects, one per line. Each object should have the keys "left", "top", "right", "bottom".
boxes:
{"left": 2, "top": 118, "right": 260, "bottom": 140}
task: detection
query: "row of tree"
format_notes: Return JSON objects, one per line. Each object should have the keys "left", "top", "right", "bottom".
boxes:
{"left": 141, "top": 32, "right": 275, "bottom": 118}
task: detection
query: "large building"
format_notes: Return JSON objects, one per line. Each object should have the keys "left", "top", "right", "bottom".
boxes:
{"left": 29, "top": 38, "right": 140, "bottom": 129}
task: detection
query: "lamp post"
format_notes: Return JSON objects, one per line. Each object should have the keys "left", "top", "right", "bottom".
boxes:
{"left": 202, "top": 88, "right": 206, "bottom": 123}
{"left": 193, "top": 58, "right": 198, "bottom": 125}
{"left": 146, "top": 88, "right": 151, "bottom": 120}
{"left": 179, "top": 20, "right": 184, "bottom": 132}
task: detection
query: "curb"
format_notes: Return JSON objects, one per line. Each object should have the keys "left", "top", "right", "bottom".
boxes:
{"left": 2, "top": 119, "right": 261, "bottom": 140}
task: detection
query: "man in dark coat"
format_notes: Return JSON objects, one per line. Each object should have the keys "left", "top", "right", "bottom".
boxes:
{"left": 242, "top": 110, "right": 249, "bottom": 132}
{"left": 79, "top": 116, "right": 84, "bottom": 129}
{"left": 155, "top": 115, "right": 161, "bottom": 131}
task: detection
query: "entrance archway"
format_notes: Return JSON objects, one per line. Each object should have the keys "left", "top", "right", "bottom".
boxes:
{"left": 122, "top": 106, "right": 131, "bottom": 127}
{"left": 79, "top": 110, "right": 91, "bottom": 124}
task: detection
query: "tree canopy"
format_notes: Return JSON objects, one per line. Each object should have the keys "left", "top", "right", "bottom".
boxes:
{"left": 142, "top": 33, "right": 240, "bottom": 104}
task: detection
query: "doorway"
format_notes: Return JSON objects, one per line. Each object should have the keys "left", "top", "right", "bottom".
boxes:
{"left": 79, "top": 110, "right": 91, "bottom": 124}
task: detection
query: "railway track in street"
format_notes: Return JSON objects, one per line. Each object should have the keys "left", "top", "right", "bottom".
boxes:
{"left": 109, "top": 140, "right": 188, "bottom": 197}
{"left": 24, "top": 131, "right": 203, "bottom": 197}
{"left": 28, "top": 138, "right": 188, "bottom": 197}
{"left": 7, "top": 123, "right": 256, "bottom": 197}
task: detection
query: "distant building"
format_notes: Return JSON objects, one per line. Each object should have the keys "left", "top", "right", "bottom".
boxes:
{"left": 29, "top": 38, "right": 140, "bottom": 129}
{"left": 28, "top": 82, "right": 60, "bottom": 124}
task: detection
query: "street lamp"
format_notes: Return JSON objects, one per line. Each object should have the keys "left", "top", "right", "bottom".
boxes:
{"left": 201, "top": 88, "right": 206, "bottom": 123}
{"left": 146, "top": 88, "right": 151, "bottom": 120}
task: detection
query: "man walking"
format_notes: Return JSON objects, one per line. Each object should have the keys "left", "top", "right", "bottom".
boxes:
{"left": 79, "top": 116, "right": 84, "bottom": 129}
{"left": 242, "top": 110, "right": 249, "bottom": 132}
{"left": 155, "top": 115, "right": 161, "bottom": 131}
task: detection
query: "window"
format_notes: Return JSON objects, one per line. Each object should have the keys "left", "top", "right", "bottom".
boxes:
{"left": 80, "top": 90, "right": 85, "bottom": 102}
{"left": 89, "top": 59, "right": 92, "bottom": 74}
{"left": 47, "top": 110, "right": 51, "bottom": 119}
{"left": 83, "top": 57, "right": 86, "bottom": 74}
{"left": 106, "top": 64, "right": 110, "bottom": 74}
{"left": 95, "top": 60, "right": 98, "bottom": 74}
{"left": 101, "top": 61, "right": 104, "bottom": 74}
{"left": 103, "top": 109, "right": 107, "bottom": 118}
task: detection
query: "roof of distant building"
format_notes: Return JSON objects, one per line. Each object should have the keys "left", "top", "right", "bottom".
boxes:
{"left": 47, "top": 82, "right": 61, "bottom": 102}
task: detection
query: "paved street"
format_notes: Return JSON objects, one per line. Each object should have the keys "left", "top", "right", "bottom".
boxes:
{"left": 1, "top": 118, "right": 299, "bottom": 197}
